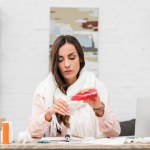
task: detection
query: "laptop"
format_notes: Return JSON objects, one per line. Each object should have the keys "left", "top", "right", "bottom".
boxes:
{"left": 134, "top": 97, "right": 150, "bottom": 138}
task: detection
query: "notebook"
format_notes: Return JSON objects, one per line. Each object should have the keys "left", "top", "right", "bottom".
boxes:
{"left": 134, "top": 97, "right": 150, "bottom": 138}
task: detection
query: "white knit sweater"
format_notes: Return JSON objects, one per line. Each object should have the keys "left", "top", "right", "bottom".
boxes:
{"left": 34, "top": 68, "right": 109, "bottom": 138}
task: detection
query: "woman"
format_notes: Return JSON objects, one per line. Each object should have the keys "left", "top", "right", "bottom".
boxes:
{"left": 28, "top": 35, "right": 120, "bottom": 138}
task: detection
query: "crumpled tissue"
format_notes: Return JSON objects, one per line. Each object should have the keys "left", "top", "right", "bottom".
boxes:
{"left": 17, "top": 131, "right": 31, "bottom": 144}
{"left": 126, "top": 137, "right": 150, "bottom": 143}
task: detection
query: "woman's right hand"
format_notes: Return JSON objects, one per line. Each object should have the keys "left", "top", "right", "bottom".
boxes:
{"left": 45, "top": 99, "right": 70, "bottom": 122}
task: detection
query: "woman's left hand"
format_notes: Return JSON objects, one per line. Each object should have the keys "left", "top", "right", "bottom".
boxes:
{"left": 80, "top": 88, "right": 102, "bottom": 109}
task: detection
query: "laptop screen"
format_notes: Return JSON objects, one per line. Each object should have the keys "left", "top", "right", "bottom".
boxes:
{"left": 135, "top": 97, "right": 150, "bottom": 138}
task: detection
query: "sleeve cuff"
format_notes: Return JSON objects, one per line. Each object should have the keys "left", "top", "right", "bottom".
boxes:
{"left": 37, "top": 113, "right": 51, "bottom": 127}
{"left": 97, "top": 109, "right": 113, "bottom": 124}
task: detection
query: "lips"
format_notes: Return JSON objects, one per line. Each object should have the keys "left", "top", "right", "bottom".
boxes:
{"left": 64, "top": 70, "right": 72, "bottom": 75}
{"left": 65, "top": 70, "right": 72, "bottom": 72}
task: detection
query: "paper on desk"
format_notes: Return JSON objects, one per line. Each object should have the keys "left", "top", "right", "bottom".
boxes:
{"left": 41, "top": 137, "right": 65, "bottom": 141}
{"left": 40, "top": 136, "right": 126, "bottom": 145}
{"left": 40, "top": 136, "right": 95, "bottom": 144}
{"left": 85, "top": 137, "right": 126, "bottom": 145}
{"left": 40, "top": 136, "right": 83, "bottom": 142}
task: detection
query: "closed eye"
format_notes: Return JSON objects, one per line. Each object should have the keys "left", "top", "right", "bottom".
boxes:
{"left": 69, "top": 55, "right": 75, "bottom": 60}
{"left": 58, "top": 52, "right": 77, "bottom": 62}
{"left": 58, "top": 56, "right": 63, "bottom": 62}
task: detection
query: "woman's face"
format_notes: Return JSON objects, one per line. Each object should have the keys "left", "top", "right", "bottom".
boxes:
{"left": 58, "top": 43, "right": 80, "bottom": 85}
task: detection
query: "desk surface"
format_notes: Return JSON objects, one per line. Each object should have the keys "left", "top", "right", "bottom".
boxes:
{"left": 1, "top": 142, "right": 150, "bottom": 150}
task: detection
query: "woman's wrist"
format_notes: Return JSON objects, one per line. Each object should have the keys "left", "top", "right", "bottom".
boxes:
{"left": 45, "top": 108, "right": 54, "bottom": 122}
{"left": 93, "top": 102, "right": 105, "bottom": 117}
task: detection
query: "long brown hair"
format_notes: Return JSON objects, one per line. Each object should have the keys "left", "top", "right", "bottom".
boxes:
{"left": 49, "top": 35, "right": 85, "bottom": 132}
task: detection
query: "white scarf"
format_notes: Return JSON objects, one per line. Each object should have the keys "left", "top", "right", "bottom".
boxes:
{"left": 34, "top": 68, "right": 108, "bottom": 138}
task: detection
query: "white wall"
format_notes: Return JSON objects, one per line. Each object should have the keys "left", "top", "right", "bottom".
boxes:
{"left": 0, "top": 0, "right": 150, "bottom": 138}
{"left": 0, "top": 0, "right": 50, "bottom": 138}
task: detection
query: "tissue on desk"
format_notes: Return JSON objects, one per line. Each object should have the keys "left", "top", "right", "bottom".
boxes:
{"left": 17, "top": 131, "right": 31, "bottom": 144}
{"left": 126, "top": 137, "right": 150, "bottom": 143}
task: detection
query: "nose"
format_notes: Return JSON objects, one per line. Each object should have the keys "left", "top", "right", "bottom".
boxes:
{"left": 64, "top": 59, "right": 70, "bottom": 68}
